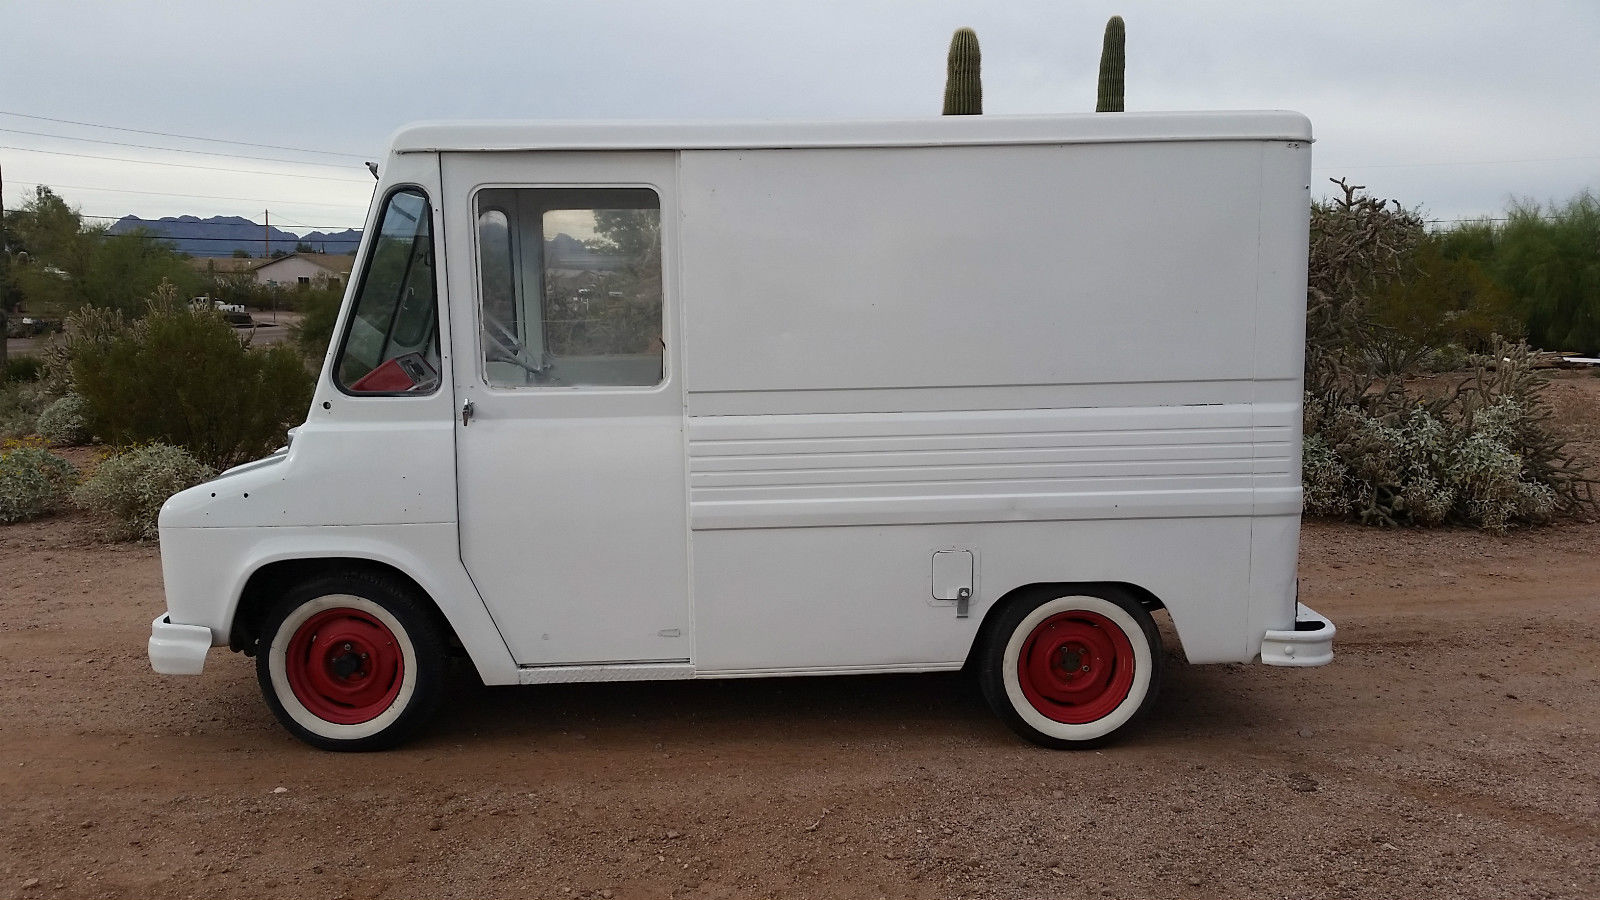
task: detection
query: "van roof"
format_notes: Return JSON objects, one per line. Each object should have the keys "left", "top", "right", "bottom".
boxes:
{"left": 390, "top": 111, "right": 1311, "bottom": 154}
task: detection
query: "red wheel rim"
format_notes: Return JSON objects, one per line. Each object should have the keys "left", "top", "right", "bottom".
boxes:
{"left": 284, "top": 607, "right": 404, "bottom": 725}
{"left": 1017, "top": 609, "right": 1136, "bottom": 724}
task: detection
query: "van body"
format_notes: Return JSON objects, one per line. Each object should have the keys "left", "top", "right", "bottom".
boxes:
{"left": 150, "top": 112, "right": 1334, "bottom": 750}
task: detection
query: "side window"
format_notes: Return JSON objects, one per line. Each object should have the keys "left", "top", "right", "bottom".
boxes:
{"left": 335, "top": 188, "right": 440, "bottom": 394}
{"left": 474, "top": 187, "right": 663, "bottom": 388}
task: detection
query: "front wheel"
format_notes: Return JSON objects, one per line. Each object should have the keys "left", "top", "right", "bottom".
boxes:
{"left": 977, "top": 587, "right": 1162, "bottom": 749}
{"left": 255, "top": 572, "right": 445, "bottom": 751}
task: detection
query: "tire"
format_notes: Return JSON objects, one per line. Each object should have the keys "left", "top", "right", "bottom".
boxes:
{"left": 255, "top": 571, "right": 445, "bottom": 751}
{"left": 977, "top": 587, "right": 1162, "bottom": 749}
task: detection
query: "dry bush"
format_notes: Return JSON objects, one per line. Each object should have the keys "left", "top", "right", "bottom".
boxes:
{"left": 0, "top": 442, "right": 79, "bottom": 523}
{"left": 36, "top": 393, "right": 92, "bottom": 446}
{"left": 1304, "top": 181, "right": 1595, "bottom": 530}
{"left": 72, "top": 443, "right": 214, "bottom": 540}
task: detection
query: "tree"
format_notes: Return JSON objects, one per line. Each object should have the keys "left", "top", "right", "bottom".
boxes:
{"left": 1492, "top": 193, "right": 1600, "bottom": 354}
{"left": 5, "top": 186, "right": 199, "bottom": 318}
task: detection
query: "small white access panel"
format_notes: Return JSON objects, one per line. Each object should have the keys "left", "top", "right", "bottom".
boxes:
{"left": 932, "top": 550, "right": 974, "bottom": 618}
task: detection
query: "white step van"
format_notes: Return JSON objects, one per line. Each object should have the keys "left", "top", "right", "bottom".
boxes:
{"left": 150, "top": 112, "right": 1334, "bottom": 751}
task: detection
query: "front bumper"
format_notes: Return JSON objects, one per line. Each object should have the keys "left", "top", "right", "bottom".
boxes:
{"left": 1259, "top": 603, "right": 1335, "bottom": 667}
{"left": 149, "top": 614, "right": 214, "bottom": 675}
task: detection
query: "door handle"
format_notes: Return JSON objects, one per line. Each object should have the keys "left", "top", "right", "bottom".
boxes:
{"left": 461, "top": 399, "right": 475, "bottom": 427}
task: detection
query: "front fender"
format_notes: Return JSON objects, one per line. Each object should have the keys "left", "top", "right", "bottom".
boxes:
{"left": 157, "top": 523, "right": 518, "bottom": 684}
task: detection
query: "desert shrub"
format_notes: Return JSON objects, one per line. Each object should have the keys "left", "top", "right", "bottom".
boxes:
{"left": 1304, "top": 339, "right": 1591, "bottom": 531}
{"left": 38, "top": 304, "right": 129, "bottom": 394}
{"left": 36, "top": 393, "right": 93, "bottom": 445}
{"left": 0, "top": 380, "right": 54, "bottom": 440}
{"left": 72, "top": 443, "right": 214, "bottom": 540}
{"left": 70, "top": 282, "right": 314, "bottom": 468}
{"left": 3, "top": 356, "right": 44, "bottom": 383}
{"left": 1303, "top": 181, "right": 1594, "bottom": 530}
{"left": 0, "top": 442, "right": 79, "bottom": 523}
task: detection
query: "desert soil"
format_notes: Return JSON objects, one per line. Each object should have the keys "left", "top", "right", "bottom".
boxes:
{"left": 2, "top": 374, "right": 1597, "bottom": 900}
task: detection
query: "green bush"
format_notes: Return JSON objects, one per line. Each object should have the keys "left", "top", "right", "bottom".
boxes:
{"left": 70, "top": 283, "right": 314, "bottom": 468}
{"left": 36, "top": 393, "right": 93, "bottom": 446}
{"left": 0, "top": 380, "right": 54, "bottom": 441}
{"left": 291, "top": 288, "right": 342, "bottom": 360}
{"left": 0, "top": 444, "right": 79, "bottom": 523}
{"left": 72, "top": 443, "right": 214, "bottom": 540}
{"left": 3, "top": 356, "right": 44, "bottom": 383}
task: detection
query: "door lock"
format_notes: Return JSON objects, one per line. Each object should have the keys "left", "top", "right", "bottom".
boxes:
{"left": 461, "top": 399, "right": 475, "bottom": 427}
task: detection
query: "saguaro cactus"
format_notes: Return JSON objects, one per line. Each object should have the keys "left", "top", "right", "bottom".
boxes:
{"left": 942, "top": 27, "right": 982, "bottom": 115}
{"left": 1096, "top": 16, "right": 1125, "bottom": 112}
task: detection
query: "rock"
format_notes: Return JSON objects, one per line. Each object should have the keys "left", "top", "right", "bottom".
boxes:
{"left": 272, "top": 786, "right": 288, "bottom": 794}
{"left": 1297, "top": 728, "right": 1314, "bottom": 738}
{"left": 1288, "top": 773, "right": 1319, "bottom": 793}
{"left": 666, "top": 830, "right": 682, "bottom": 840}
{"left": 22, "top": 879, "right": 40, "bottom": 890}
{"left": 428, "top": 819, "right": 443, "bottom": 831}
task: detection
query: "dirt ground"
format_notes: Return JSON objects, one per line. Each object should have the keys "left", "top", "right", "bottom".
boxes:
{"left": 2, "top": 374, "right": 1598, "bottom": 900}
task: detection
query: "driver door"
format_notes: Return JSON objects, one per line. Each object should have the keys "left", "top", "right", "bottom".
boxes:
{"left": 441, "top": 151, "right": 691, "bottom": 667}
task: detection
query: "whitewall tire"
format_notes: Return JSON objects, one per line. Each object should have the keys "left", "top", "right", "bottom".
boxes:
{"left": 255, "top": 572, "right": 445, "bottom": 751}
{"left": 978, "top": 588, "right": 1162, "bottom": 749}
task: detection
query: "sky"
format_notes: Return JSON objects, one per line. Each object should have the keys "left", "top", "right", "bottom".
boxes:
{"left": 2, "top": 0, "right": 1597, "bottom": 238}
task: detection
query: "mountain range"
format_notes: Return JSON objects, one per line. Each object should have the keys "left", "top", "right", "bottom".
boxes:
{"left": 107, "top": 215, "right": 362, "bottom": 258}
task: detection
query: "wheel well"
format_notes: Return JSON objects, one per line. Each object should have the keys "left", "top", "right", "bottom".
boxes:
{"left": 962, "top": 581, "right": 1168, "bottom": 672}
{"left": 230, "top": 558, "right": 461, "bottom": 656}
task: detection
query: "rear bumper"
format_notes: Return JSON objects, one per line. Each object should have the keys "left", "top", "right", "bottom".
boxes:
{"left": 1260, "top": 603, "right": 1335, "bottom": 667}
{"left": 149, "top": 614, "right": 214, "bottom": 675}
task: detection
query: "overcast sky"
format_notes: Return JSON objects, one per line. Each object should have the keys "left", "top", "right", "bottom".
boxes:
{"left": 3, "top": 0, "right": 1597, "bottom": 236}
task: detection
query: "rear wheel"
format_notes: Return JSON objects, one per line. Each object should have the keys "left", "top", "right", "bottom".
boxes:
{"left": 255, "top": 571, "right": 444, "bottom": 751}
{"left": 978, "top": 587, "right": 1161, "bottom": 749}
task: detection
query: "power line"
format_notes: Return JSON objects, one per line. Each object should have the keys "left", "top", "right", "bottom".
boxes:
{"left": 6, "top": 179, "right": 369, "bottom": 209}
{"left": 100, "top": 230, "right": 363, "bottom": 241}
{"left": 0, "top": 145, "right": 371, "bottom": 183}
{"left": 0, "top": 127, "right": 366, "bottom": 171}
{"left": 0, "top": 109, "right": 371, "bottom": 159}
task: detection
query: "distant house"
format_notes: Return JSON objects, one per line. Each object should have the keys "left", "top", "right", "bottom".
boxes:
{"left": 249, "top": 253, "right": 357, "bottom": 291}
{"left": 188, "top": 256, "right": 263, "bottom": 278}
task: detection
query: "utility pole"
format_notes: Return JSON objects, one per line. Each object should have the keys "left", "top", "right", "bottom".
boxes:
{"left": 264, "top": 210, "right": 274, "bottom": 324}
{"left": 0, "top": 159, "right": 8, "bottom": 371}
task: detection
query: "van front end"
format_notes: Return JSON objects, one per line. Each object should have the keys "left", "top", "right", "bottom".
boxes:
{"left": 150, "top": 450, "right": 294, "bottom": 675}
